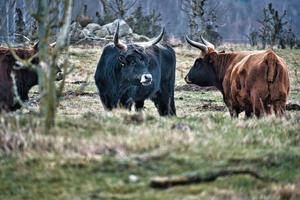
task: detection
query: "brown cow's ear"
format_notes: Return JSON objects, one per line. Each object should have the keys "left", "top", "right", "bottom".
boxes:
{"left": 208, "top": 52, "right": 218, "bottom": 64}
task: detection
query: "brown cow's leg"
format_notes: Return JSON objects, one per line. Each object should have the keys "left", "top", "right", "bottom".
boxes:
{"left": 245, "top": 110, "right": 253, "bottom": 118}
{"left": 234, "top": 108, "right": 241, "bottom": 118}
{"left": 229, "top": 107, "right": 240, "bottom": 118}
{"left": 273, "top": 101, "right": 285, "bottom": 117}
{"left": 230, "top": 111, "right": 238, "bottom": 118}
{"left": 264, "top": 104, "right": 272, "bottom": 115}
{"left": 251, "top": 93, "right": 264, "bottom": 118}
{"left": 254, "top": 108, "right": 261, "bottom": 118}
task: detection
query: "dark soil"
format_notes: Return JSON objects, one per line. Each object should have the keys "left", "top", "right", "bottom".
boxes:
{"left": 175, "top": 84, "right": 217, "bottom": 92}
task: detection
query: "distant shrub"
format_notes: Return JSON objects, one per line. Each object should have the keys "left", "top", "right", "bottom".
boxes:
{"left": 127, "top": 6, "right": 162, "bottom": 37}
{"left": 253, "top": 3, "right": 296, "bottom": 49}
{"left": 182, "top": 0, "right": 225, "bottom": 46}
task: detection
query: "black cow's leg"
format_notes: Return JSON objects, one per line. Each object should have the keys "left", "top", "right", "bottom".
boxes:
{"left": 135, "top": 100, "right": 144, "bottom": 111}
{"left": 100, "top": 94, "right": 115, "bottom": 110}
{"left": 152, "top": 94, "right": 166, "bottom": 116}
{"left": 170, "top": 96, "right": 176, "bottom": 115}
{"left": 152, "top": 92, "right": 175, "bottom": 116}
{"left": 120, "top": 96, "right": 134, "bottom": 111}
{"left": 157, "top": 81, "right": 176, "bottom": 116}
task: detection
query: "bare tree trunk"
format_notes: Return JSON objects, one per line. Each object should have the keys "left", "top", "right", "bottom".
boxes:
{"left": 35, "top": 0, "right": 73, "bottom": 133}
{"left": 35, "top": 0, "right": 54, "bottom": 131}
{"left": 100, "top": 0, "right": 109, "bottom": 15}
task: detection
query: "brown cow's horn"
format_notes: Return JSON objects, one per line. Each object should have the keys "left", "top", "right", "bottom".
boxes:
{"left": 114, "top": 21, "right": 127, "bottom": 51}
{"left": 136, "top": 27, "right": 165, "bottom": 47}
{"left": 49, "top": 42, "right": 56, "bottom": 48}
{"left": 33, "top": 40, "right": 39, "bottom": 51}
{"left": 200, "top": 35, "right": 215, "bottom": 49}
{"left": 185, "top": 35, "right": 208, "bottom": 53}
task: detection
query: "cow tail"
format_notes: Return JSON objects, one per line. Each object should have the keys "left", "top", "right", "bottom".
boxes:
{"left": 264, "top": 51, "right": 279, "bottom": 110}
{"left": 264, "top": 51, "right": 278, "bottom": 83}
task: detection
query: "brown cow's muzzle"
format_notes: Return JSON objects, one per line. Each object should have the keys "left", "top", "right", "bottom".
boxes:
{"left": 55, "top": 65, "right": 64, "bottom": 81}
{"left": 56, "top": 71, "right": 64, "bottom": 81}
{"left": 185, "top": 75, "right": 192, "bottom": 84}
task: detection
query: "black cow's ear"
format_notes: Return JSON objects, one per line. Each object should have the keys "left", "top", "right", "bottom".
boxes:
{"left": 197, "top": 58, "right": 203, "bottom": 62}
{"left": 118, "top": 55, "right": 127, "bottom": 65}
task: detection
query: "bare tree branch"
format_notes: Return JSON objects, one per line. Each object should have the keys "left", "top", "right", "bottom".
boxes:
{"left": 150, "top": 168, "right": 278, "bottom": 189}
{"left": 11, "top": 73, "right": 38, "bottom": 114}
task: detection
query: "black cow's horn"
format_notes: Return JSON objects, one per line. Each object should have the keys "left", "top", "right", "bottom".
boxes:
{"left": 185, "top": 35, "right": 208, "bottom": 53}
{"left": 200, "top": 35, "right": 215, "bottom": 49}
{"left": 114, "top": 21, "right": 127, "bottom": 51}
{"left": 136, "top": 27, "right": 165, "bottom": 47}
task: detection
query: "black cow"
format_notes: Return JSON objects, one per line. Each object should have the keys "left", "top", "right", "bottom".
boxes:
{"left": 94, "top": 22, "right": 176, "bottom": 116}
{"left": 0, "top": 42, "right": 62, "bottom": 111}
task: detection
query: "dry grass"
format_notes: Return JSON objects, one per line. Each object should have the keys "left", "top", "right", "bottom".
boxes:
{"left": 0, "top": 45, "right": 299, "bottom": 200}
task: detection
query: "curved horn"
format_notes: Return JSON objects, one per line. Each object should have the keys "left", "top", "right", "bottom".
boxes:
{"left": 185, "top": 35, "right": 208, "bottom": 53}
{"left": 136, "top": 27, "right": 165, "bottom": 47}
{"left": 114, "top": 21, "right": 127, "bottom": 51}
{"left": 200, "top": 35, "right": 215, "bottom": 49}
{"left": 33, "top": 40, "right": 39, "bottom": 51}
{"left": 49, "top": 42, "right": 56, "bottom": 48}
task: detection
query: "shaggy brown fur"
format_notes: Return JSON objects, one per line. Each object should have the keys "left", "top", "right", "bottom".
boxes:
{"left": 208, "top": 49, "right": 290, "bottom": 117}
{"left": 0, "top": 46, "right": 38, "bottom": 111}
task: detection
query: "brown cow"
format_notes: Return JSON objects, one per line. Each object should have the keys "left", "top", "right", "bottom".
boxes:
{"left": 0, "top": 43, "right": 62, "bottom": 112}
{"left": 185, "top": 36, "right": 290, "bottom": 118}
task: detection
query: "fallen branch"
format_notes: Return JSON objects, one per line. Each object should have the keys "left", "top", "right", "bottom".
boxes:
{"left": 286, "top": 103, "right": 300, "bottom": 111}
{"left": 150, "top": 169, "right": 278, "bottom": 189}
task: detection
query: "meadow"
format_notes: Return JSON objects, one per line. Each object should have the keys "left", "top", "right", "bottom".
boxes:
{"left": 0, "top": 44, "right": 299, "bottom": 200}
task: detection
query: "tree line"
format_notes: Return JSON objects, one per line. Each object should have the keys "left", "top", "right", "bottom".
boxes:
{"left": 247, "top": 3, "right": 297, "bottom": 49}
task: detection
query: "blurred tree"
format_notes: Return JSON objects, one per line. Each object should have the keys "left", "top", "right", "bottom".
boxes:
{"left": 182, "top": 0, "right": 225, "bottom": 46}
{"left": 108, "top": 0, "right": 137, "bottom": 19}
{"left": 30, "top": 20, "right": 38, "bottom": 41}
{"left": 246, "top": 31, "right": 259, "bottom": 46}
{"left": 99, "top": 0, "right": 109, "bottom": 14}
{"left": 127, "top": 6, "right": 162, "bottom": 37}
{"left": 23, "top": 0, "right": 73, "bottom": 132}
{"left": 256, "top": 3, "right": 294, "bottom": 49}
{"left": 15, "top": 8, "right": 26, "bottom": 43}
{"left": 285, "top": 26, "right": 296, "bottom": 49}
{"left": 257, "top": 6, "right": 272, "bottom": 49}
{"left": 182, "top": 0, "right": 206, "bottom": 39}
{"left": 96, "top": 0, "right": 136, "bottom": 25}
{"left": 268, "top": 3, "right": 288, "bottom": 47}
{"left": 76, "top": 4, "right": 92, "bottom": 27}
{"left": 95, "top": 11, "right": 103, "bottom": 25}
{"left": 97, "top": 0, "right": 114, "bottom": 24}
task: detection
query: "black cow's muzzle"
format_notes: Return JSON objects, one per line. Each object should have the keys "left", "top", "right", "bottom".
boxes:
{"left": 140, "top": 74, "right": 152, "bottom": 86}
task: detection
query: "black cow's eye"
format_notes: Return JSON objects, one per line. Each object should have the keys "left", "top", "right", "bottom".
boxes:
{"left": 118, "top": 55, "right": 127, "bottom": 66}
{"left": 131, "top": 60, "right": 136, "bottom": 65}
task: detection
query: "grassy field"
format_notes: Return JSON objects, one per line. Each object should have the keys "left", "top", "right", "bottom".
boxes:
{"left": 0, "top": 44, "right": 300, "bottom": 200}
